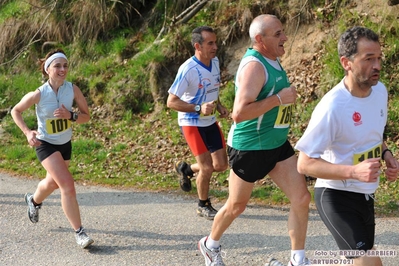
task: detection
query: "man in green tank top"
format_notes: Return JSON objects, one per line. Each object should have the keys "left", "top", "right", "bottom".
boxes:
{"left": 199, "top": 15, "right": 311, "bottom": 266}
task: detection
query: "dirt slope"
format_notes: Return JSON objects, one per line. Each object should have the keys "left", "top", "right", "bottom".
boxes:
{"left": 225, "top": 0, "right": 399, "bottom": 96}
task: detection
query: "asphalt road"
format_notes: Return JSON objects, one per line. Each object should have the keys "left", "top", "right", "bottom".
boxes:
{"left": 0, "top": 173, "right": 398, "bottom": 266}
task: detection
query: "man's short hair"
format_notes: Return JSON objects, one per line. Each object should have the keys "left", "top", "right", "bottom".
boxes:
{"left": 191, "top": 26, "right": 215, "bottom": 47}
{"left": 338, "top": 26, "right": 379, "bottom": 59}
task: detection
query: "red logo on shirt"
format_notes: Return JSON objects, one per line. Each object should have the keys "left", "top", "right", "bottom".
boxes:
{"left": 353, "top": 112, "right": 361, "bottom": 122}
{"left": 353, "top": 111, "right": 362, "bottom": 126}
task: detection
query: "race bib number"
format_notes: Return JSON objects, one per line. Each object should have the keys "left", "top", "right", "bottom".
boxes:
{"left": 46, "top": 118, "right": 71, "bottom": 135}
{"left": 274, "top": 104, "right": 293, "bottom": 129}
{"left": 353, "top": 143, "right": 382, "bottom": 165}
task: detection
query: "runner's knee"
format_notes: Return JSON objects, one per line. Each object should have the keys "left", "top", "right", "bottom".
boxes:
{"left": 213, "top": 161, "right": 228, "bottom": 172}
{"left": 226, "top": 200, "right": 247, "bottom": 218}
{"left": 199, "top": 164, "right": 214, "bottom": 177}
{"left": 289, "top": 189, "right": 311, "bottom": 207}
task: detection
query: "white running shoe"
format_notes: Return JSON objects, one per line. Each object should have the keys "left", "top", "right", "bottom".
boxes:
{"left": 288, "top": 257, "right": 311, "bottom": 265}
{"left": 265, "top": 257, "right": 285, "bottom": 266}
{"left": 198, "top": 236, "right": 225, "bottom": 266}
{"left": 75, "top": 227, "right": 94, "bottom": 249}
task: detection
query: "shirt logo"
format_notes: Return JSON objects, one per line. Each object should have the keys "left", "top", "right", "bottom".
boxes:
{"left": 352, "top": 111, "right": 362, "bottom": 126}
{"left": 199, "top": 78, "right": 211, "bottom": 90}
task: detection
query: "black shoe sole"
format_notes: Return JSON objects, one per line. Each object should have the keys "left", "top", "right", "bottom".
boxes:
{"left": 179, "top": 176, "right": 192, "bottom": 192}
{"left": 175, "top": 162, "right": 192, "bottom": 192}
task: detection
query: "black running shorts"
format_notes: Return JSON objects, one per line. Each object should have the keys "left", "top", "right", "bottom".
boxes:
{"left": 35, "top": 140, "right": 72, "bottom": 162}
{"left": 227, "top": 140, "right": 295, "bottom": 183}
{"left": 314, "top": 187, "right": 376, "bottom": 258}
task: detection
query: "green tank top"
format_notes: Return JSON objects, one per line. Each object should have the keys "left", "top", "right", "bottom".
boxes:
{"left": 228, "top": 48, "right": 292, "bottom": 150}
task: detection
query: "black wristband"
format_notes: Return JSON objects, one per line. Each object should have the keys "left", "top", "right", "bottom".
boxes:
{"left": 382, "top": 149, "right": 392, "bottom": 160}
{"left": 69, "top": 111, "right": 78, "bottom": 122}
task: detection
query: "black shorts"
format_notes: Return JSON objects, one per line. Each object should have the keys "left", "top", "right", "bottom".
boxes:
{"left": 314, "top": 187, "right": 375, "bottom": 258}
{"left": 35, "top": 140, "right": 72, "bottom": 162}
{"left": 227, "top": 140, "right": 295, "bottom": 183}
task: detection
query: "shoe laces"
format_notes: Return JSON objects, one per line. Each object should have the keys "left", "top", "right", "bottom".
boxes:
{"left": 76, "top": 227, "right": 89, "bottom": 238}
{"left": 28, "top": 195, "right": 41, "bottom": 209}
{"left": 29, "top": 203, "right": 41, "bottom": 215}
{"left": 210, "top": 246, "right": 226, "bottom": 265}
{"left": 77, "top": 234, "right": 91, "bottom": 245}
{"left": 204, "top": 200, "right": 217, "bottom": 212}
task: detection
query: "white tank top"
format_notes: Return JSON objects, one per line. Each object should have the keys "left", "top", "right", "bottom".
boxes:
{"left": 36, "top": 81, "right": 74, "bottom": 145}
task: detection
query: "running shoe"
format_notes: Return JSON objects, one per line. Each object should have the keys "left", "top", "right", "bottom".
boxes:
{"left": 288, "top": 257, "right": 311, "bottom": 266}
{"left": 198, "top": 236, "right": 225, "bottom": 266}
{"left": 265, "top": 258, "right": 285, "bottom": 266}
{"left": 197, "top": 200, "right": 218, "bottom": 220}
{"left": 175, "top": 161, "right": 192, "bottom": 192}
{"left": 24, "top": 193, "right": 41, "bottom": 223}
{"left": 75, "top": 227, "right": 94, "bottom": 249}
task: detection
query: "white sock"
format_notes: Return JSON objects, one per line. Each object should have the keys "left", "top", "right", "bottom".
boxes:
{"left": 291, "top": 250, "right": 305, "bottom": 265}
{"left": 206, "top": 236, "right": 220, "bottom": 249}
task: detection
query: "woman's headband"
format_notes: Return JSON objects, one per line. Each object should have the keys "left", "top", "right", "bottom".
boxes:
{"left": 44, "top": 52, "right": 68, "bottom": 74}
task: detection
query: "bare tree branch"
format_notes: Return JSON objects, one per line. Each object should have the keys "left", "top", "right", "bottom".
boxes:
{"left": 177, "top": 0, "right": 209, "bottom": 25}
{"left": 0, "top": 0, "right": 58, "bottom": 66}
{"left": 139, "top": 0, "right": 210, "bottom": 60}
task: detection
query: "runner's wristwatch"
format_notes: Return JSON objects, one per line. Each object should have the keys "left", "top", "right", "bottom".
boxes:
{"left": 70, "top": 111, "right": 78, "bottom": 122}
{"left": 194, "top": 104, "right": 201, "bottom": 114}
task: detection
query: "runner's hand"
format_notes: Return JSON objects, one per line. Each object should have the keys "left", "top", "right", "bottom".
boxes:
{"left": 277, "top": 86, "right": 297, "bottom": 105}
{"left": 217, "top": 104, "right": 229, "bottom": 118}
{"left": 26, "top": 130, "right": 42, "bottom": 147}
{"left": 384, "top": 155, "right": 399, "bottom": 181}
{"left": 351, "top": 158, "right": 381, "bottom": 182}
{"left": 53, "top": 104, "right": 70, "bottom": 119}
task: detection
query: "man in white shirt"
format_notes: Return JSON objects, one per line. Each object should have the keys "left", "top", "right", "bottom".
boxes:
{"left": 296, "top": 26, "right": 399, "bottom": 266}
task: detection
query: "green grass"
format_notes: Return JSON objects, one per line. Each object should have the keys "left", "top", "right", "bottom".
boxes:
{"left": 0, "top": 1, "right": 30, "bottom": 23}
{"left": 0, "top": 73, "right": 40, "bottom": 109}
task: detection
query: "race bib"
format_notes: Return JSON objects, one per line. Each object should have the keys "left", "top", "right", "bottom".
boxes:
{"left": 274, "top": 104, "right": 293, "bottom": 129}
{"left": 353, "top": 143, "right": 382, "bottom": 165}
{"left": 45, "top": 118, "right": 71, "bottom": 135}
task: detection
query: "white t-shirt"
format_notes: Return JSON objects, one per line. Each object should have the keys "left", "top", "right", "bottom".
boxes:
{"left": 168, "top": 56, "right": 220, "bottom": 127}
{"left": 295, "top": 78, "right": 388, "bottom": 194}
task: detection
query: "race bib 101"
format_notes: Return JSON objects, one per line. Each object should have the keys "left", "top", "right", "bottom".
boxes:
{"left": 45, "top": 118, "right": 71, "bottom": 135}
